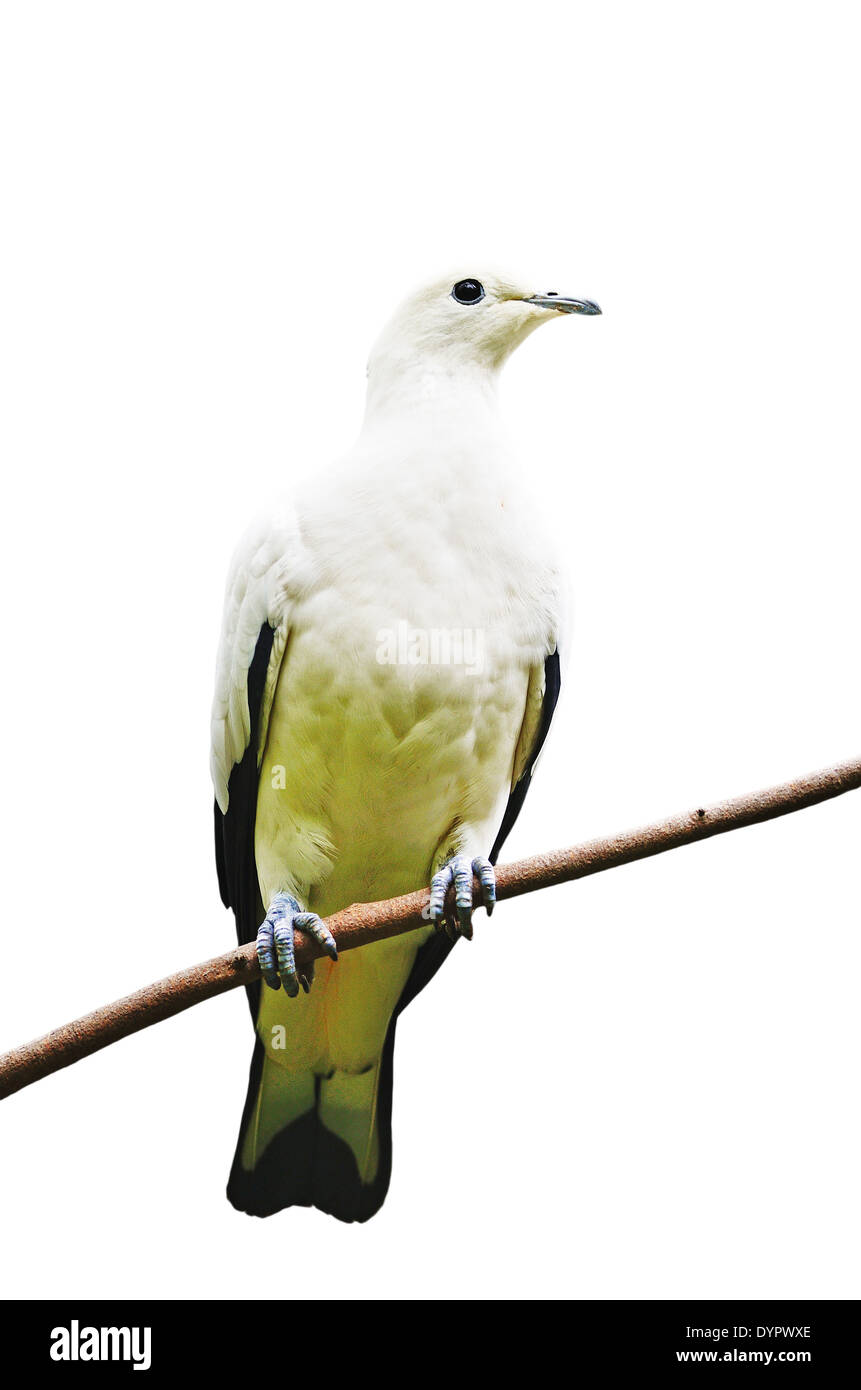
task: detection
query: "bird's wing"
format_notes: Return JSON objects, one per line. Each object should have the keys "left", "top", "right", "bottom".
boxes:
{"left": 211, "top": 508, "right": 298, "bottom": 960}
{"left": 489, "top": 648, "right": 561, "bottom": 863}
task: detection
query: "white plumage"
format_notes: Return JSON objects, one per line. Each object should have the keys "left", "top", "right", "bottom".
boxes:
{"left": 211, "top": 268, "right": 599, "bottom": 1220}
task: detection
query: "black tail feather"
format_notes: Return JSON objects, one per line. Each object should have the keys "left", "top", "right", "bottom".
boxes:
{"left": 226, "top": 1029, "right": 397, "bottom": 1224}
{"left": 228, "top": 930, "right": 456, "bottom": 1221}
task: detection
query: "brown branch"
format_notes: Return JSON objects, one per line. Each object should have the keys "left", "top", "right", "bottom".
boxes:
{"left": 1, "top": 756, "right": 859, "bottom": 1102}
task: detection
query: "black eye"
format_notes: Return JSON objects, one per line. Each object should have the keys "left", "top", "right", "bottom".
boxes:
{"left": 451, "top": 278, "right": 485, "bottom": 305}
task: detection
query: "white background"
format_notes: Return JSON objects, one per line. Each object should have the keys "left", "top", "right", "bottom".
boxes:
{"left": 0, "top": 1, "right": 858, "bottom": 1300}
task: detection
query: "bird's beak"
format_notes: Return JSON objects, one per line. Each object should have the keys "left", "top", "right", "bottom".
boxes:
{"left": 523, "top": 293, "right": 602, "bottom": 316}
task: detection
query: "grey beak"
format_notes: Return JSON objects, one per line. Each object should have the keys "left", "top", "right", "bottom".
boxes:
{"left": 524, "top": 293, "right": 602, "bottom": 316}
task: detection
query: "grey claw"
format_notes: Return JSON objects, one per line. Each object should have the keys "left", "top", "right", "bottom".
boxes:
{"left": 273, "top": 920, "right": 299, "bottom": 997}
{"left": 428, "top": 853, "right": 493, "bottom": 941}
{"left": 256, "top": 919, "right": 281, "bottom": 991}
{"left": 257, "top": 893, "right": 338, "bottom": 996}
{"left": 429, "top": 867, "right": 451, "bottom": 932}
{"left": 472, "top": 856, "right": 496, "bottom": 917}
{"left": 453, "top": 856, "right": 474, "bottom": 940}
{"left": 294, "top": 912, "right": 339, "bottom": 962}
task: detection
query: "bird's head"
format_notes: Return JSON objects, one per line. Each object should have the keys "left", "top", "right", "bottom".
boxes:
{"left": 366, "top": 269, "right": 601, "bottom": 401}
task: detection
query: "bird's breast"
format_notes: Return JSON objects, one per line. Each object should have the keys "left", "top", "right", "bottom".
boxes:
{"left": 254, "top": 452, "right": 562, "bottom": 910}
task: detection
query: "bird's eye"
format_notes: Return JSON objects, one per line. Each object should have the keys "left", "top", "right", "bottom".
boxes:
{"left": 451, "top": 279, "right": 485, "bottom": 305}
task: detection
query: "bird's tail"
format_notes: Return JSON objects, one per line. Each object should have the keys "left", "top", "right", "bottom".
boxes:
{"left": 226, "top": 1027, "right": 397, "bottom": 1223}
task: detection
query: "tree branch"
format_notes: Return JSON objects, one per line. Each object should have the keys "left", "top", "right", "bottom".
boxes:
{"left": 1, "top": 756, "right": 859, "bottom": 1101}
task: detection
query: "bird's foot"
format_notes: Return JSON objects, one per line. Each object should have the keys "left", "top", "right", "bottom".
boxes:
{"left": 429, "top": 855, "right": 495, "bottom": 942}
{"left": 256, "top": 892, "right": 338, "bottom": 997}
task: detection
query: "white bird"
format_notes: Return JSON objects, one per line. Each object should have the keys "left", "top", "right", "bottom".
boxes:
{"left": 211, "top": 270, "right": 601, "bottom": 1221}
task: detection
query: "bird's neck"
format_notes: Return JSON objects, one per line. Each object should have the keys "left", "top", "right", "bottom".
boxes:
{"left": 361, "top": 356, "right": 502, "bottom": 440}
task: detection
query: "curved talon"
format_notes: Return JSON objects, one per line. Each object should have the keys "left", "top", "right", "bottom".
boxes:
{"left": 428, "top": 854, "right": 496, "bottom": 941}
{"left": 472, "top": 856, "right": 496, "bottom": 917}
{"left": 294, "top": 912, "right": 339, "bottom": 963}
{"left": 429, "top": 863, "right": 456, "bottom": 936}
{"left": 256, "top": 918, "right": 280, "bottom": 992}
{"left": 453, "top": 857, "right": 474, "bottom": 939}
{"left": 256, "top": 893, "right": 338, "bottom": 996}
{"left": 273, "top": 918, "right": 299, "bottom": 997}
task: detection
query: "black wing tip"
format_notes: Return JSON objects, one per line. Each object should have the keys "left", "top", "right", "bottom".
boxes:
{"left": 490, "top": 649, "right": 561, "bottom": 863}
